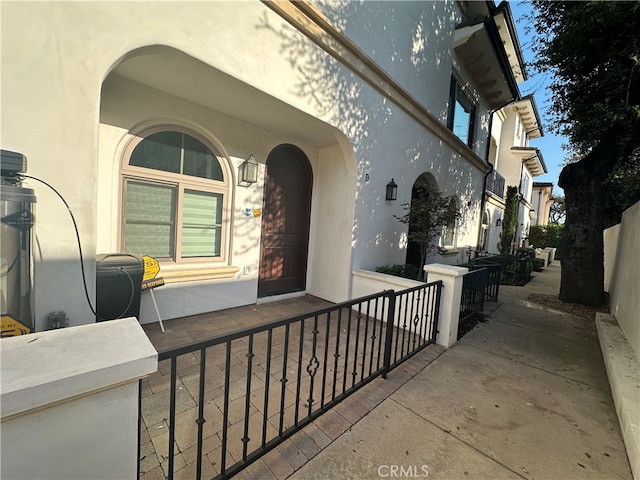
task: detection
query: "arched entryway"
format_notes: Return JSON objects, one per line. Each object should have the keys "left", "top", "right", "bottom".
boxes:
{"left": 405, "top": 172, "right": 438, "bottom": 268}
{"left": 258, "top": 144, "right": 313, "bottom": 298}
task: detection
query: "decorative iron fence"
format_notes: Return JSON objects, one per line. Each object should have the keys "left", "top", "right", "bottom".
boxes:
{"left": 139, "top": 281, "right": 442, "bottom": 480}
{"left": 458, "top": 260, "right": 501, "bottom": 332}
{"left": 471, "top": 261, "right": 501, "bottom": 301}
{"left": 459, "top": 268, "right": 488, "bottom": 326}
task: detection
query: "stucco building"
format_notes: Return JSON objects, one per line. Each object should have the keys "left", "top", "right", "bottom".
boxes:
{"left": 482, "top": 94, "right": 546, "bottom": 253}
{"left": 531, "top": 182, "right": 555, "bottom": 226}
{"left": 1, "top": 1, "right": 534, "bottom": 330}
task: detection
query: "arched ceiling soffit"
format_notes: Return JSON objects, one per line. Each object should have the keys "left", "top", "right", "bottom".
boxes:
{"left": 102, "top": 45, "right": 339, "bottom": 149}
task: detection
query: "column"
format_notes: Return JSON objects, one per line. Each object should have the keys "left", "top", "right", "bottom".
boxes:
{"left": 424, "top": 263, "right": 468, "bottom": 348}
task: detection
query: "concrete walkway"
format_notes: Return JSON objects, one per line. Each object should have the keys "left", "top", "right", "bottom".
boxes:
{"left": 288, "top": 263, "right": 633, "bottom": 480}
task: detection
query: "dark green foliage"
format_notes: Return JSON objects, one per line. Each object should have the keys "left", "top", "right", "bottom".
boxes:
{"left": 472, "top": 255, "right": 532, "bottom": 285}
{"left": 395, "top": 188, "right": 460, "bottom": 278}
{"left": 532, "top": 258, "right": 546, "bottom": 272}
{"left": 528, "top": 225, "right": 564, "bottom": 251}
{"left": 549, "top": 196, "right": 566, "bottom": 225}
{"left": 375, "top": 264, "right": 419, "bottom": 280}
{"left": 528, "top": 2, "right": 640, "bottom": 156}
{"left": 515, "top": 247, "right": 535, "bottom": 259}
{"left": 527, "top": 1, "right": 640, "bottom": 305}
{"left": 498, "top": 186, "right": 519, "bottom": 255}
{"left": 604, "top": 146, "right": 640, "bottom": 225}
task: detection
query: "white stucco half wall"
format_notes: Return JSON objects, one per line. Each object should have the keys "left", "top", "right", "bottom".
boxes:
{"left": 604, "top": 200, "right": 640, "bottom": 360}
{"left": 1, "top": 318, "right": 157, "bottom": 479}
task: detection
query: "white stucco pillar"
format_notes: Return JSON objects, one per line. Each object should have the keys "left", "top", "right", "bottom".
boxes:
{"left": 424, "top": 263, "right": 468, "bottom": 348}
{"left": 1, "top": 318, "right": 158, "bottom": 480}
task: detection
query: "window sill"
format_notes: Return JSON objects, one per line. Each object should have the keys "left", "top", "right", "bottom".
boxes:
{"left": 159, "top": 265, "right": 240, "bottom": 283}
{"left": 439, "top": 249, "right": 461, "bottom": 257}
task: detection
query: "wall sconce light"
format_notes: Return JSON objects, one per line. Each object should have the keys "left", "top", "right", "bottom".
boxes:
{"left": 386, "top": 178, "right": 398, "bottom": 201}
{"left": 529, "top": 209, "right": 537, "bottom": 221}
{"left": 239, "top": 154, "right": 258, "bottom": 186}
{"left": 496, "top": 218, "right": 502, "bottom": 227}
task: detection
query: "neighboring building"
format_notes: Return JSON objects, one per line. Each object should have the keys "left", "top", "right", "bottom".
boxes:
{"left": 531, "top": 182, "right": 555, "bottom": 226}
{"left": 482, "top": 94, "right": 546, "bottom": 253}
{"left": 1, "top": 1, "right": 530, "bottom": 331}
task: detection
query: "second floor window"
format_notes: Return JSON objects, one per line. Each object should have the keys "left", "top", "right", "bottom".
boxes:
{"left": 447, "top": 76, "right": 476, "bottom": 147}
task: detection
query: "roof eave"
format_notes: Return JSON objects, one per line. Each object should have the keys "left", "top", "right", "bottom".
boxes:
{"left": 493, "top": 1, "right": 528, "bottom": 81}
{"left": 511, "top": 146, "right": 548, "bottom": 177}
{"left": 454, "top": 17, "right": 520, "bottom": 109}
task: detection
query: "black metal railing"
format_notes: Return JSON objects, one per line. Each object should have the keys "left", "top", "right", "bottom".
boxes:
{"left": 471, "top": 260, "right": 501, "bottom": 301}
{"left": 384, "top": 282, "right": 442, "bottom": 373}
{"left": 486, "top": 170, "right": 506, "bottom": 198}
{"left": 139, "top": 281, "right": 442, "bottom": 480}
{"left": 459, "top": 268, "right": 487, "bottom": 325}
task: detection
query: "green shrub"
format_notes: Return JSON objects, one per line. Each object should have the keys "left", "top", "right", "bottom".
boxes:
{"left": 375, "top": 264, "right": 402, "bottom": 276}
{"left": 375, "top": 264, "right": 419, "bottom": 280}
{"left": 498, "top": 186, "right": 519, "bottom": 254}
{"left": 404, "top": 264, "right": 419, "bottom": 279}
{"left": 529, "top": 224, "right": 564, "bottom": 250}
{"left": 473, "top": 255, "right": 531, "bottom": 284}
{"left": 516, "top": 247, "right": 535, "bottom": 259}
{"left": 532, "top": 258, "right": 545, "bottom": 271}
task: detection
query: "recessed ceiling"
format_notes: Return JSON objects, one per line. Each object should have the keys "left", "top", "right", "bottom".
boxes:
{"left": 108, "top": 46, "right": 338, "bottom": 148}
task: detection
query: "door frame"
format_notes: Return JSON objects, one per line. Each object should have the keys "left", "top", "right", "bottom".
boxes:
{"left": 257, "top": 144, "right": 313, "bottom": 298}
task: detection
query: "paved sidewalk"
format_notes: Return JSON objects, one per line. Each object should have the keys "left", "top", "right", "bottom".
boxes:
{"left": 288, "top": 264, "right": 633, "bottom": 480}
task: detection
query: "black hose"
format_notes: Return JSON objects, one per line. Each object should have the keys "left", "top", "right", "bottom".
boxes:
{"left": 19, "top": 174, "right": 136, "bottom": 322}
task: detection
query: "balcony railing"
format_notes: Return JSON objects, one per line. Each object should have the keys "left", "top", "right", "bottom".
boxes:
{"left": 486, "top": 170, "right": 505, "bottom": 198}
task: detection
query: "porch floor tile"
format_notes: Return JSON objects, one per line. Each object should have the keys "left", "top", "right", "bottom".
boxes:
{"left": 139, "top": 295, "right": 445, "bottom": 479}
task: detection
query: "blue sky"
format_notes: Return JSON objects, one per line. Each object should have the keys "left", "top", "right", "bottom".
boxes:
{"left": 509, "top": 1, "right": 567, "bottom": 194}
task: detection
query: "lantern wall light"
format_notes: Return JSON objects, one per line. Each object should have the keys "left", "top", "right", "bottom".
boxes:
{"left": 239, "top": 154, "right": 258, "bottom": 186}
{"left": 385, "top": 178, "right": 398, "bottom": 201}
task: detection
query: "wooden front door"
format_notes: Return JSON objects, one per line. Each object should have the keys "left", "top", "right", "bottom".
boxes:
{"left": 258, "top": 145, "right": 312, "bottom": 298}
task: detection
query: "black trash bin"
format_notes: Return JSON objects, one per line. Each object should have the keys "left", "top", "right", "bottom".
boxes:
{"left": 95, "top": 253, "right": 143, "bottom": 321}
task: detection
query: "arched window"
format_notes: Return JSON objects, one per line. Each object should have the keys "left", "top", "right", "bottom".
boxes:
{"left": 442, "top": 197, "right": 457, "bottom": 248}
{"left": 121, "top": 129, "right": 228, "bottom": 262}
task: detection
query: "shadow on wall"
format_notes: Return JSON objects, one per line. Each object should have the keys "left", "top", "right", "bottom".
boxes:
{"left": 258, "top": 2, "right": 483, "bottom": 270}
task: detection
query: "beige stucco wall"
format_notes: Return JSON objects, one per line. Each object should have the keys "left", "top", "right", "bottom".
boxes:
{"left": 316, "top": 0, "right": 458, "bottom": 126}
{"left": 98, "top": 73, "right": 356, "bottom": 322}
{"left": 495, "top": 110, "right": 522, "bottom": 188}
{"left": 604, "top": 224, "right": 620, "bottom": 294}
{"left": 1, "top": 1, "right": 358, "bottom": 327}
{"left": 531, "top": 185, "right": 553, "bottom": 226}
{"left": 2, "top": 1, "right": 488, "bottom": 327}
{"left": 604, "top": 201, "right": 640, "bottom": 360}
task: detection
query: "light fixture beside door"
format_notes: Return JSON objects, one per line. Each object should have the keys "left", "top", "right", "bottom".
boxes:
{"left": 386, "top": 178, "right": 398, "bottom": 201}
{"left": 239, "top": 154, "right": 258, "bottom": 186}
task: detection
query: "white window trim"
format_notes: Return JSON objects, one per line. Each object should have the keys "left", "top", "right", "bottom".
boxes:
{"left": 119, "top": 126, "right": 232, "bottom": 267}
